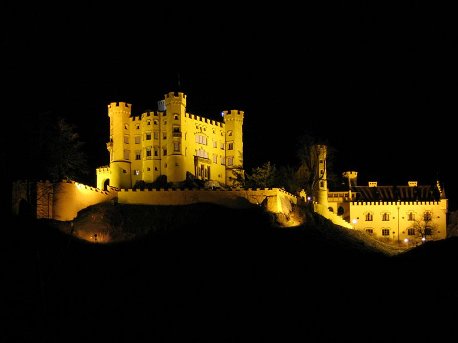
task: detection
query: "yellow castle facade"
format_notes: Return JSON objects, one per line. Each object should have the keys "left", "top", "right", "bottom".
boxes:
{"left": 96, "top": 91, "right": 244, "bottom": 190}
{"left": 326, "top": 173, "right": 448, "bottom": 245}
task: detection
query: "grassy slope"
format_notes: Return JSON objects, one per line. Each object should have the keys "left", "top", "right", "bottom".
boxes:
{"left": 4, "top": 203, "right": 458, "bottom": 342}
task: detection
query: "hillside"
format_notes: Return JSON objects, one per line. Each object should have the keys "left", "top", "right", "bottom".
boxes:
{"left": 4, "top": 203, "right": 458, "bottom": 342}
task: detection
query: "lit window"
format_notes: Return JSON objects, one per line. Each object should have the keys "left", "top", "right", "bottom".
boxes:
{"left": 134, "top": 170, "right": 140, "bottom": 176}
{"left": 123, "top": 150, "right": 130, "bottom": 160}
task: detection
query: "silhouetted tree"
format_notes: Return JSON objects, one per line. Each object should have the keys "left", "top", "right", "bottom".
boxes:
{"left": 22, "top": 111, "right": 90, "bottom": 182}
{"left": 412, "top": 210, "right": 439, "bottom": 244}
{"left": 245, "top": 161, "right": 277, "bottom": 188}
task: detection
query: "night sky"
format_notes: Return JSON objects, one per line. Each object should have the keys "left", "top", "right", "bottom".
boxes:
{"left": 4, "top": 2, "right": 457, "bottom": 209}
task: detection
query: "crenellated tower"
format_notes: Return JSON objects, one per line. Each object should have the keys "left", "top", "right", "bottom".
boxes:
{"left": 163, "top": 91, "right": 186, "bottom": 182}
{"left": 107, "top": 102, "right": 132, "bottom": 189}
{"left": 223, "top": 109, "right": 244, "bottom": 185}
{"left": 314, "top": 144, "right": 328, "bottom": 207}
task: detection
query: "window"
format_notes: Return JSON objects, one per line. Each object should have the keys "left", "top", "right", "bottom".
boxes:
{"left": 136, "top": 124, "right": 140, "bottom": 130}
{"left": 408, "top": 228, "right": 415, "bottom": 235}
{"left": 227, "top": 130, "right": 233, "bottom": 136}
{"left": 382, "top": 213, "right": 390, "bottom": 221}
{"left": 153, "top": 120, "right": 158, "bottom": 125}
{"left": 134, "top": 170, "right": 140, "bottom": 176}
{"left": 408, "top": 212, "right": 415, "bottom": 221}
{"left": 163, "top": 132, "right": 167, "bottom": 140}
{"left": 163, "top": 148, "right": 167, "bottom": 156}
{"left": 220, "top": 143, "right": 224, "bottom": 150}
{"left": 227, "top": 156, "right": 234, "bottom": 166}
{"left": 381, "top": 229, "right": 390, "bottom": 236}
{"left": 154, "top": 147, "right": 159, "bottom": 157}
{"left": 365, "top": 213, "right": 373, "bottom": 221}
{"left": 146, "top": 147, "right": 152, "bottom": 159}
{"left": 228, "top": 142, "right": 234, "bottom": 150}
{"left": 123, "top": 150, "right": 130, "bottom": 160}
{"left": 424, "top": 212, "right": 432, "bottom": 221}
{"left": 213, "top": 155, "right": 217, "bottom": 163}
{"left": 365, "top": 228, "right": 373, "bottom": 235}
{"left": 135, "top": 150, "right": 141, "bottom": 160}
{"left": 146, "top": 132, "right": 151, "bottom": 140}
{"left": 154, "top": 131, "right": 159, "bottom": 140}
{"left": 147, "top": 120, "right": 151, "bottom": 125}
{"left": 174, "top": 142, "right": 180, "bottom": 152}
{"left": 135, "top": 135, "right": 141, "bottom": 144}
{"left": 213, "top": 141, "right": 217, "bottom": 148}
{"left": 124, "top": 124, "right": 129, "bottom": 130}
{"left": 124, "top": 136, "right": 129, "bottom": 144}
{"left": 425, "top": 227, "right": 433, "bottom": 235}
{"left": 221, "top": 156, "right": 225, "bottom": 165}
{"left": 174, "top": 114, "right": 179, "bottom": 120}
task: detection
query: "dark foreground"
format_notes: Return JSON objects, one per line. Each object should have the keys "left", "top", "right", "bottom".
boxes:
{"left": 3, "top": 205, "right": 458, "bottom": 342}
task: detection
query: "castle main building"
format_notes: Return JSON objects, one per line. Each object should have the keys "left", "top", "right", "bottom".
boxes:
{"left": 96, "top": 91, "right": 244, "bottom": 190}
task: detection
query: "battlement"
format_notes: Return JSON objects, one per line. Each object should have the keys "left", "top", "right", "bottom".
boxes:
{"left": 108, "top": 102, "right": 131, "bottom": 109}
{"left": 185, "top": 113, "right": 225, "bottom": 127}
{"left": 222, "top": 110, "right": 244, "bottom": 121}
{"left": 96, "top": 166, "right": 110, "bottom": 173}
{"left": 352, "top": 200, "right": 442, "bottom": 206}
{"left": 165, "top": 91, "right": 186, "bottom": 100}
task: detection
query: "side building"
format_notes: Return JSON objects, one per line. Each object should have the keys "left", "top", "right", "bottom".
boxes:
{"left": 96, "top": 91, "right": 244, "bottom": 190}
{"left": 327, "top": 172, "right": 448, "bottom": 245}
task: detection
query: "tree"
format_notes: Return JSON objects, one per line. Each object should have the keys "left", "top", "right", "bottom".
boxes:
{"left": 245, "top": 161, "right": 277, "bottom": 188}
{"left": 21, "top": 111, "right": 90, "bottom": 182}
{"left": 411, "top": 211, "right": 438, "bottom": 244}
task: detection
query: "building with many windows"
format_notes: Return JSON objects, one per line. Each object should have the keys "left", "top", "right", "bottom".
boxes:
{"left": 326, "top": 172, "right": 448, "bottom": 245}
{"left": 96, "top": 91, "right": 244, "bottom": 190}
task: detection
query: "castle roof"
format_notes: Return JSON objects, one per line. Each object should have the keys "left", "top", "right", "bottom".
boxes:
{"left": 351, "top": 185, "right": 442, "bottom": 202}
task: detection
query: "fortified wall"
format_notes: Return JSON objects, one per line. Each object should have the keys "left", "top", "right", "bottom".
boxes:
{"left": 118, "top": 187, "right": 297, "bottom": 214}
{"left": 12, "top": 180, "right": 117, "bottom": 221}
{"left": 12, "top": 180, "right": 298, "bottom": 222}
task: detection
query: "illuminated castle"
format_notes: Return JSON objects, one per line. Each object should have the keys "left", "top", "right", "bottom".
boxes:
{"left": 96, "top": 91, "right": 244, "bottom": 190}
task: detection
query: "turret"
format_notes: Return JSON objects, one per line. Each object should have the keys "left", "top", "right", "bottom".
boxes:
{"left": 223, "top": 109, "right": 244, "bottom": 185}
{"left": 107, "top": 102, "right": 132, "bottom": 189}
{"left": 314, "top": 144, "right": 328, "bottom": 206}
{"left": 163, "top": 92, "right": 187, "bottom": 182}
{"left": 342, "top": 171, "right": 358, "bottom": 189}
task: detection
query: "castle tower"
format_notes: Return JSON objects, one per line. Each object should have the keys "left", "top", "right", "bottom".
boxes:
{"left": 314, "top": 144, "right": 328, "bottom": 207}
{"left": 163, "top": 92, "right": 186, "bottom": 182}
{"left": 223, "top": 109, "right": 244, "bottom": 185}
{"left": 107, "top": 102, "right": 132, "bottom": 189}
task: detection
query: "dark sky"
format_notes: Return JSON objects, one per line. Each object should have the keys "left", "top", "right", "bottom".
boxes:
{"left": 4, "top": 2, "right": 457, "bottom": 209}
